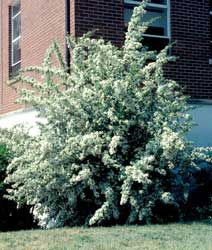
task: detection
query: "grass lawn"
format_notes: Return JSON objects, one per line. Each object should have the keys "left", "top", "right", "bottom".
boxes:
{"left": 0, "top": 221, "right": 211, "bottom": 250}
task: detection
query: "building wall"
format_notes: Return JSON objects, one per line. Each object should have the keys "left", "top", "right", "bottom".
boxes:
{"left": 0, "top": 0, "right": 66, "bottom": 115}
{"left": 74, "top": 0, "right": 125, "bottom": 46}
{"left": 165, "top": 0, "right": 212, "bottom": 99}
{"left": 21, "top": 0, "right": 66, "bottom": 68}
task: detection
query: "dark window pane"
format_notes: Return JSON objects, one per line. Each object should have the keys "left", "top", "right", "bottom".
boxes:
{"left": 12, "top": 39, "right": 21, "bottom": 64}
{"left": 146, "top": 27, "right": 165, "bottom": 36}
{"left": 143, "top": 36, "right": 169, "bottom": 51}
{"left": 124, "top": 5, "right": 168, "bottom": 36}
{"left": 151, "top": 0, "right": 167, "bottom": 4}
{"left": 13, "top": 14, "right": 20, "bottom": 39}
{"left": 12, "top": 2, "right": 20, "bottom": 16}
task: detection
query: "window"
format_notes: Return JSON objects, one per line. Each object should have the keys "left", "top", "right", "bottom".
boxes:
{"left": 124, "top": 0, "right": 170, "bottom": 51}
{"left": 11, "top": 0, "right": 21, "bottom": 70}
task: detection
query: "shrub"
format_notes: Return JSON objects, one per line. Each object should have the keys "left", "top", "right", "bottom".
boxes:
{"left": 0, "top": 144, "right": 10, "bottom": 196}
{"left": 0, "top": 144, "right": 36, "bottom": 231}
{"left": 183, "top": 163, "right": 212, "bottom": 220}
{"left": 0, "top": 1, "right": 211, "bottom": 228}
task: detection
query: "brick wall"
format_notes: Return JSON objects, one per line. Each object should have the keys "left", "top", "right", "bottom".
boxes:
{"left": 0, "top": 0, "right": 66, "bottom": 115}
{"left": 74, "top": 0, "right": 124, "bottom": 46}
{"left": 21, "top": 0, "right": 65, "bottom": 68}
{"left": 165, "top": 0, "right": 212, "bottom": 99}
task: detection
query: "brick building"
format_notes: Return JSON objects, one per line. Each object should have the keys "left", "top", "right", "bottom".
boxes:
{"left": 0, "top": 0, "right": 212, "bottom": 144}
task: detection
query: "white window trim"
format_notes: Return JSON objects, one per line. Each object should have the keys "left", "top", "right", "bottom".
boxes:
{"left": 12, "top": 10, "right": 21, "bottom": 19}
{"left": 125, "top": 0, "right": 168, "bottom": 9}
{"left": 11, "top": 7, "right": 21, "bottom": 67}
{"left": 124, "top": 0, "right": 171, "bottom": 39}
{"left": 142, "top": 34, "right": 169, "bottom": 39}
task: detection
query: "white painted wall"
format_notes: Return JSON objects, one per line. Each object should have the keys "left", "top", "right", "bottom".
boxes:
{"left": 187, "top": 101, "right": 212, "bottom": 147}
{"left": 0, "top": 108, "right": 40, "bottom": 135}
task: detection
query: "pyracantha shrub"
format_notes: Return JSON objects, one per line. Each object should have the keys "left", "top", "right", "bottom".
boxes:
{"left": 0, "top": 0, "right": 210, "bottom": 228}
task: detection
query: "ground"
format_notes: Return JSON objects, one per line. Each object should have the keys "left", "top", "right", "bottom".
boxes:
{"left": 0, "top": 221, "right": 211, "bottom": 250}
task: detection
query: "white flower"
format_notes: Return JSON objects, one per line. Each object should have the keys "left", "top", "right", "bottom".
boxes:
{"left": 109, "top": 136, "right": 121, "bottom": 155}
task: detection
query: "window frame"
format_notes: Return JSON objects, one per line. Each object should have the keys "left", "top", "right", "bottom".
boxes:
{"left": 124, "top": 0, "right": 171, "bottom": 40}
{"left": 11, "top": 4, "right": 21, "bottom": 67}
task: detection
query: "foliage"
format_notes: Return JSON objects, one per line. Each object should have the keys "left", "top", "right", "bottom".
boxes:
{"left": 0, "top": 1, "right": 211, "bottom": 228}
{"left": 0, "top": 144, "right": 35, "bottom": 231}
{"left": 182, "top": 163, "right": 212, "bottom": 220}
{"left": 0, "top": 144, "right": 10, "bottom": 195}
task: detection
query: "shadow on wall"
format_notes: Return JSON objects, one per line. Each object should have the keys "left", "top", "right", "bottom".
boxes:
{"left": 187, "top": 100, "right": 212, "bottom": 147}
